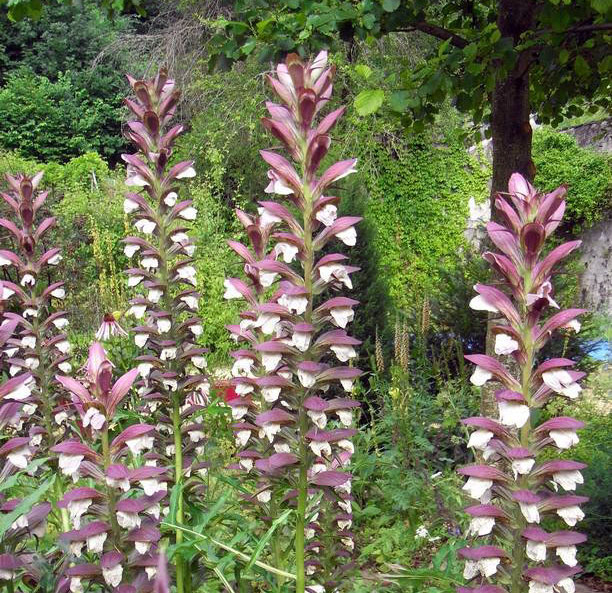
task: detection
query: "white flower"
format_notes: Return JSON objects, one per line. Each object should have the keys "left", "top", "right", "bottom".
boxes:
{"left": 336, "top": 409, "right": 353, "bottom": 426}
{"left": 70, "top": 577, "right": 84, "bottom": 593}
{"left": 67, "top": 499, "right": 91, "bottom": 529}
{"left": 552, "top": 470, "right": 583, "bottom": 491}
{"left": 176, "top": 166, "right": 196, "bottom": 179}
{"left": 191, "top": 355, "right": 207, "bottom": 369}
{"left": 164, "top": 192, "right": 178, "bottom": 206}
{"left": 223, "top": 279, "right": 242, "bottom": 299}
{"left": 495, "top": 333, "right": 519, "bottom": 355}
{"left": 179, "top": 206, "right": 197, "bottom": 220}
{"left": 160, "top": 347, "right": 177, "bottom": 361}
{"left": 336, "top": 226, "right": 357, "bottom": 246}
{"left": 141, "top": 256, "right": 159, "bottom": 271}
{"left": 23, "top": 307, "right": 38, "bottom": 318}
{"left": 310, "top": 441, "right": 332, "bottom": 457}
{"left": 557, "top": 578, "right": 575, "bottom": 593}
{"left": 10, "top": 514, "right": 28, "bottom": 530}
{"left": 239, "top": 458, "right": 254, "bottom": 472}
{"left": 470, "top": 366, "right": 493, "bottom": 386}
{"left": 542, "top": 370, "right": 582, "bottom": 399}
{"left": 274, "top": 442, "right": 291, "bottom": 453}
{"left": 231, "top": 406, "right": 249, "bottom": 421}
{"left": 117, "top": 511, "right": 141, "bottom": 529}
{"left": 467, "top": 516, "right": 495, "bottom": 536}
{"left": 190, "top": 323, "right": 203, "bottom": 337}
{"left": 262, "top": 422, "right": 281, "bottom": 443}
{"left": 526, "top": 540, "right": 547, "bottom": 562}
{"left": 148, "top": 288, "right": 163, "bottom": 303}
{"left": 106, "top": 476, "right": 130, "bottom": 492}
{"left": 330, "top": 306, "right": 354, "bottom": 328}
{"left": 549, "top": 429, "right": 579, "bottom": 450}
{"left": 47, "top": 253, "right": 62, "bottom": 265}
{"left": 135, "top": 333, "right": 149, "bottom": 348}
{"left": 135, "top": 219, "right": 156, "bottom": 235}
{"left": 55, "top": 340, "right": 71, "bottom": 354}
{"left": 330, "top": 344, "right": 356, "bottom": 362}
{"left": 498, "top": 401, "right": 530, "bottom": 428}
{"left": 256, "top": 489, "right": 272, "bottom": 503}
{"left": 557, "top": 505, "right": 584, "bottom": 526}
{"left": 292, "top": 330, "right": 312, "bottom": 352}
{"left": 59, "top": 454, "right": 83, "bottom": 478}
{"left": 519, "top": 503, "right": 540, "bottom": 523}
{"left": 124, "top": 197, "right": 140, "bottom": 213}
{"left": 316, "top": 204, "right": 337, "bottom": 226}
{"left": 55, "top": 411, "right": 69, "bottom": 425}
{"left": 51, "top": 287, "right": 65, "bottom": 299}
{"left": 307, "top": 410, "right": 327, "bottom": 429}
{"left": 319, "top": 263, "right": 352, "bottom": 289}
{"left": 145, "top": 567, "right": 157, "bottom": 580}
{"left": 139, "top": 478, "right": 166, "bottom": 496}
{"left": 340, "top": 378, "right": 355, "bottom": 392}
{"left": 415, "top": 525, "right": 430, "bottom": 539}
{"left": 21, "top": 335, "right": 36, "bottom": 349}
{"left": 135, "top": 541, "right": 151, "bottom": 554}
{"left": 264, "top": 172, "right": 293, "bottom": 196}
{"left": 274, "top": 242, "right": 299, "bottom": 263}
{"left": 124, "top": 244, "right": 140, "bottom": 258}
{"left": 126, "top": 435, "right": 155, "bottom": 456}
{"left": 0, "top": 284, "right": 15, "bottom": 300}
{"left": 338, "top": 439, "right": 354, "bottom": 454}
{"left": 469, "top": 294, "right": 499, "bottom": 313}
{"left": 467, "top": 429, "right": 494, "bottom": 450}
{"left": 57, "top": 360, "right": 72, "bottom": 374}
{"left": 278, "top": 293, "right": 308, "bottom": 314}
{"left": 259, "top": 271, "right": 278, "bottom": 287}
{"left": 21, "top": 273, "right": 35, "bottom": 286}
{"left": 255, "top": 313, "right": 281, "bottom": 335}
{"left": 262, "top": 352, "right": 282, "bottom": 372}
{"left": 181, "top": 294, "right": 198, "bottom": 310}
{"left": 69, "top": 541, "right": 84, "bottom": 558}
{"left": 511, "top": 458, "right": 535, "bottom": 479}
{"left": 53, "top": 317, "right": 69, "bottom": 329}
{"left": 235, "top": 430, "right": 251, "bottom": 447}
{"left": 102, "top": 564, "right": 123, "bottom": 587}
{"left": 128, "top": 274, "right": 144, "bottom": 288}
{"left": 262, "top": 386, "right": 281, "bottom": 403}
{"left": 83, "top": 407, "right": 105, "bottom": 430}
{"left": 0, "top": 254, "right": 13, "bottom": 266}
{"left": 177, "top": 265, "right": 197, "bottom": 285}
{"left": 5, "top": 380, "right": 32, "bottom": 401}
{"left": 462, "top": 477, "right": 492, "bottom": 501}
{"left": 298, "top": 369, "right": 316, "bottom": 388}
{"left": 556, "top": 545, "right": 577, "bottom": 567}
{"left": 86, "top": 531, "right": 107, "bottom": 553}
{"left": 529, "top": 581, "right": 553, "bottom": 593}
{"left": 156, "top": 318, "right": 171, "bottom": 333}
{"left": 563, "top": 320, "right": 581, "bottom": 333}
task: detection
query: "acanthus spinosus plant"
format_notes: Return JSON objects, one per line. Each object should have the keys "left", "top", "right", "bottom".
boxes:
{"left": 121, "top": 68, "right": 210, "bottom": 593}
{"left": 53, "top": 341, "right": 165, "bottom": 592}
{"left": 0, "top": 172, "right": 74, "bottom": 564}
{"left": 224, "top": 51, "right": 362, "bottom": 593}
{"left": 459, "top": 173, "right": 588, "bottom": 593}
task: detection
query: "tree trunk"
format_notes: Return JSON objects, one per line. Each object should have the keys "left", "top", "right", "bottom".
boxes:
{"left": 481, "top": 0, "right": 536, "bottom": 417}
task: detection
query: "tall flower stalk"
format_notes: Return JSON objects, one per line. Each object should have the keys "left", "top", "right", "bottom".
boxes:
{"left": 121, "top": 69, "right": 208, "bottom": 593}
{"left": 0, "top": 172, "right": 73, "bottom": 537}
{"left": 53, "top": 342, "right": 163, "bottom": 591}
{"left": 224, "top": 52, "right": 361, "bottom": 593}
{"left": 460, "top": 173, "right": 587, "bottom": 593}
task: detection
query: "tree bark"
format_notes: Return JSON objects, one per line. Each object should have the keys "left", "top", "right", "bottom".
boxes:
{"left": 481, "top": 0, "right": 536, "bottom": 418}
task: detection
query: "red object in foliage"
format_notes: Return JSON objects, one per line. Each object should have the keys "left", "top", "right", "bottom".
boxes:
{"left": 224, "top": 386, "right": 238, "bottom": 402}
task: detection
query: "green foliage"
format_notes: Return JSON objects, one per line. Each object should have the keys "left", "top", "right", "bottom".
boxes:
{"left": 532, "top": 128, "right": 611, "bottom": 231}
{"left": 206, "top": 0, "right": 610, "bottom": 129}
{"left": 0, "top": 3, "right": 132, "bottom": 162}
{"left": 0, "top": 67, "right": 125, "bottom": 162}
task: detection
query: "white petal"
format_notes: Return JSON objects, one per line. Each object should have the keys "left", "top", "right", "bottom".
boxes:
{"left": 495, "top": 333, "right": 519, "bottom": 355}
{"left": 526, "top": 540, "right": 547, "bottom": 562}
{"left": 470, "top": 366, "right": 492, "bottom": 386}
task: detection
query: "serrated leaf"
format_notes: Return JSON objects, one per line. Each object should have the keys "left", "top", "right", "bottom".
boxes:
{"left": 355, "top": 89, "right": 384, "bottom": 116}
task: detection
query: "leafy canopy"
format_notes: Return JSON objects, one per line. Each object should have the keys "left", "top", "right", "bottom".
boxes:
{"left": 207, "top": 0, "right": 611, "bottom": 131}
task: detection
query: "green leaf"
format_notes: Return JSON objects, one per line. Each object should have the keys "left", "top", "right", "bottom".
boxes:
{"left": 241, "top": 39, "right": 257, "bottom": 55}
{"left": 574, "top": 55, "right": 591, "bottom": 77}
{"left": 355, "top": 64, "right": 373, "bottom": 80}
{"left": 591, "top": 0, "right": 611, "bottom": 14}
{"left": 490, "top": 29, "right": 501, "bottom": 43}
{"left": 389, "top": 90, "right": 410, "bottom": 112}
{"left": 0, "top": 474, "right": 55, "bottom": 540}
{"left": 168, "top": 482, "right": 184, "bottom": 526}
{"left": 382, "top": 0, "right": 400, "bottom": 12}
{"left": 559, "top": 49, "right": 569, "bottom": 65}
{"left": 244, "top": 509, "right": 292, "bottom": 573}
{"left": 355, "top": 89, "right": 385, "bottom": 116}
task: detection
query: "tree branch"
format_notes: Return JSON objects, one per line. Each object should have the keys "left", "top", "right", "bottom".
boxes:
{"left": 397, "top": 22, "right": 469, "bottom": 49}
{"left": 536, "top": 22, "right": 612, "bottom": 36}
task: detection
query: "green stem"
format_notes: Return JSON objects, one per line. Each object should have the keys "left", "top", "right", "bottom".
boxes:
{"left": 173, "top": 396, "right": 185, "bottom": 593}
{"left": 101, "top": 424, "right": 121, "bottom": 542}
